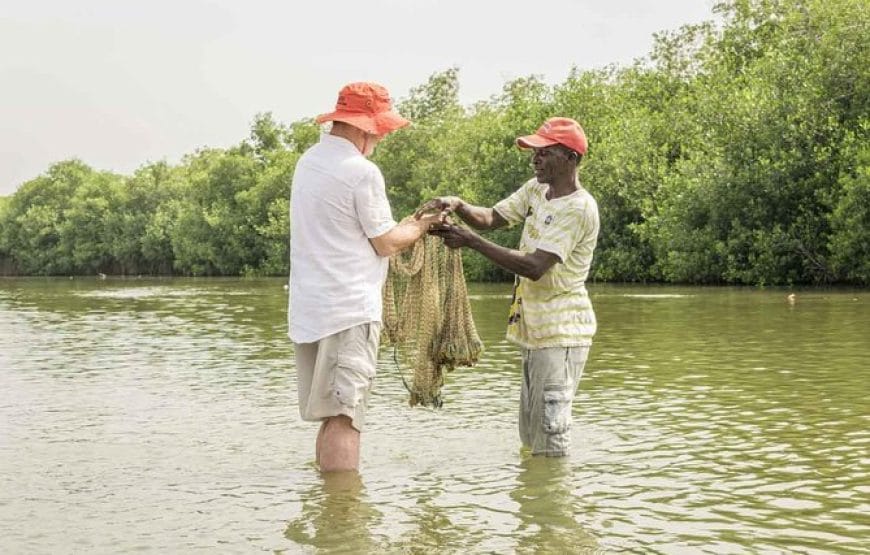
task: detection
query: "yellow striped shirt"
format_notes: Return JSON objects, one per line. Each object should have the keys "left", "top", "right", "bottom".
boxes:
{"left": 494, "top": 178, "right": 599, "bottom": 349}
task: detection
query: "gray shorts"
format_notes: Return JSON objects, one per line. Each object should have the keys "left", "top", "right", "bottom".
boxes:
{"left": 293, "top": 322, "right": 381, "bottom": 432}
{"left": 519, "top": 346, "right": 590, "bottom": 456}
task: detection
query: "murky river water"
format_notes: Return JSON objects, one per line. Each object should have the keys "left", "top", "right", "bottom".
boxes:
{"left": 1, "top": 278, "right": 867, "bottom": 553}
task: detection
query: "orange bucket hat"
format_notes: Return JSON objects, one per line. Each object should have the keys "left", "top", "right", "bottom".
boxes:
{"left": 516, "top": 117, "right": 588, "bottom": 155}
{"left": 316, "top": 82, "right": 410, "bottom": 136}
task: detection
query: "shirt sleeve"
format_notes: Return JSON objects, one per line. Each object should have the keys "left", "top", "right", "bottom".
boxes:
{"left": 354, "top": 165, "right": 397, "bottom": 238}
{"left": 493, "top": 180, "right": 533, "bottom": 226}
{"left": 534, "top": 197, "right": 594, "bottom": 263}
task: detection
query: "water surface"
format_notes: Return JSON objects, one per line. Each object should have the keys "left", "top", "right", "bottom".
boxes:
{"left": 1, "top": 278, "right": 867, "bottom": 553}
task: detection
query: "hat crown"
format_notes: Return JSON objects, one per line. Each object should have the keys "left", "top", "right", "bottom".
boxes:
{"left": 315, "top": 81, "right": 410, "bottom": 136}
{"left": 335, "top": 82, "right": 392, "bottom": 115}
{"left": 515, "top": 116, "right": 588, "bottom": 155}
{"left": 538, "top": 117, "right": 587, "bottom": 154}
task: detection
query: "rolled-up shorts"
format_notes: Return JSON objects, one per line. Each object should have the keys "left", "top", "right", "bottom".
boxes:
{"left": 519, "top": 346, "right": 590, "bottom": 456}
{"left": 293, "top": 322, "right": 381, "bottom": 432}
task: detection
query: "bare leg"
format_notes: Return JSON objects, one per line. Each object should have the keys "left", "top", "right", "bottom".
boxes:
{"left": 316, "top": 420, "right": 327, "bottom": 466}
{"left": 318, "top": 415, "right": 360, "bottom": 473}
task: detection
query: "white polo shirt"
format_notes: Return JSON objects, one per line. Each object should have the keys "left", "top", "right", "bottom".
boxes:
{"left": 288, "top": 134, "right": 397, "bottom": 343}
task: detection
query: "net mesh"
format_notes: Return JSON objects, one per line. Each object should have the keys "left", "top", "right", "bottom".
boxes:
{"left": 382, "top": 227, "right": 484, "bottom": 407}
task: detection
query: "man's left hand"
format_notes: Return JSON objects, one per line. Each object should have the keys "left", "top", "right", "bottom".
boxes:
{"left": 429, "top": 223, "right": 475, "bottom": 249}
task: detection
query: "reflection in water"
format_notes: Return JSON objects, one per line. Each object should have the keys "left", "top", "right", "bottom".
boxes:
{"left": 284, "top": 471, "right": 382, "bottom": 553}
{"left": 511, "top": 456, "right": 598, "bottom": 554}
{"left": 394, "top": 471, "right": 474, "bottom": 552}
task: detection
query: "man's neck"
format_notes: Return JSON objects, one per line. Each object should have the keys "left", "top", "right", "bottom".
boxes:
{"left": 330, "top": 126, "right": 365, "bottom": 154}
{"left": 546, "top": 174, "right": 579, "bottom": 199}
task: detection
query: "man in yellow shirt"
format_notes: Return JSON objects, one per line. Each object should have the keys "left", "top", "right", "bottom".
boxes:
{"left": 421, "top": 117, "right": 599, "bottom": 456}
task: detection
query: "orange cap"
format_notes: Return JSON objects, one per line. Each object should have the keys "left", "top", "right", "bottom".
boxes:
{"left": 516, "top": 117, "right": 588, "bottom": 155}
{"left": 316, "top": 82, "right": 410, "bottom": 136}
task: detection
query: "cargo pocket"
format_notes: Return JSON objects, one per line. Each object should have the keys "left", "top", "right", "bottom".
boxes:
{"left": 542, "top": 384, "right": 572, "bottom": 435}
{"left": 331, "top": 354, "right": 375, "bottom": 409}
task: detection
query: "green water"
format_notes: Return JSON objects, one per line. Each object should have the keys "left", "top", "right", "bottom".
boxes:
{"left": 1, "top": 278, "right": 867, "bottom": 553}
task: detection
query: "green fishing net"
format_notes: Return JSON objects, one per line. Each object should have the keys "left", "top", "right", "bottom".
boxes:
{"left": 382, "top": 230, "right": 484, "bottom": 407}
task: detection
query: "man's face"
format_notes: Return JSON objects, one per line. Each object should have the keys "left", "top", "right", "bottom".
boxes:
{"left": 532, "top": 145, "right": 574, "bottom": 184}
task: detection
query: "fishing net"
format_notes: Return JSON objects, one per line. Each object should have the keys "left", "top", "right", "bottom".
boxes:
{"left": 382, "top": 224, "right": 484, "bottom": 408}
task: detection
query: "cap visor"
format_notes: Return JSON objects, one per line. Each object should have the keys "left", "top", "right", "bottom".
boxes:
{"left": 516, "top": 133, "right": 558, "bottom": 149}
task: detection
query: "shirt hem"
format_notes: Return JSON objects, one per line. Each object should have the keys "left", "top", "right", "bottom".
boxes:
{"left": 505, "top": 336, "right": 593, "bottom": 350}
{"left": 289, "top": 318, "right": 382, "bottom": 344}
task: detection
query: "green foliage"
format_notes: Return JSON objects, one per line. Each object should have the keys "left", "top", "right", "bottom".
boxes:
{"left": 249, "top": 112, "right": 286, "bottom": 157}
{"left": 3, "top": 160, "right": 96, "bottom": 274}
{"left": 0, "top": 122, "right": 295, "bottom": 276}
{"left": 634, "top": 0, "right": 869, "bottom": 284}
{"left": 375, "top": 68, "right": 465, "bottom": 217}
{"left": 58, "top": 170, "right": 126, "bottom": 274}
{"left": 0, "top": 196, "right": 9, "bottom": 255}
{"left": 828, "top": 133, "right": 870, "bottom": 283}
{"left": 0, "top": 0, "right": 866, "bottom": 284}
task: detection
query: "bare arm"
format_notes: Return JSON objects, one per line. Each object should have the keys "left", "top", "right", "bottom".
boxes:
{"left": 369, "top": 213, "right": 441, "bottom": 257}
{"left": 416, "top": 196, "right": 507, "bottom": 231}
{"left": 430, "top": 223, "right": 559, "bottom": 281}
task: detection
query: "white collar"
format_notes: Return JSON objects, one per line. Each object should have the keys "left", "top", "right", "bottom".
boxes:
{"left": 321, "top": 133, "right": 361, "bottom": 155}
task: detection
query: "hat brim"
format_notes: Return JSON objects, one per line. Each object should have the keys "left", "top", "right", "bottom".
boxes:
{"left": 516, "top": 133, "right": 559, "bottom": 150}
{"left": 316, "top": 110, "right": 410, "bottom": 136}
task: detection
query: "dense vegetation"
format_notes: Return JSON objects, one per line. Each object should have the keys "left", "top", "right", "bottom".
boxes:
{"left": 1, "top": 0, "right": 867, "bottom": 284}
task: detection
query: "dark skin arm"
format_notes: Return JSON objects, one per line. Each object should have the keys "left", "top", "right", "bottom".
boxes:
{"left": 418, "top": 196, "right": 559, "bottom": 280}
{"left": 429, "top": 223, "right": 559, "bottom": 281}
{"left": 415, "top": 196, "right": 507, "bottom": 231}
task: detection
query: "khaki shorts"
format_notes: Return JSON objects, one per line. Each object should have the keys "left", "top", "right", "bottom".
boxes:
{"left": 519, "top": 346, "right": 590, "bottom": 456}
{"left": 293, "top": 322, "right": 381, "bottom": 432}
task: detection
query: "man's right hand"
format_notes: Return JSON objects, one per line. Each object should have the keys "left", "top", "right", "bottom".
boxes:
{"left": 416, "top": 212, "right": 446, "bottom": 229}
{"left": 415, "top": 196, "right": 463, "bottom": 220}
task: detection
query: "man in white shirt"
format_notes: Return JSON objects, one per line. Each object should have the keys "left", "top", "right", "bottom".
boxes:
{"left": 289, "top": 82, "right": 441, "bottom": 473}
